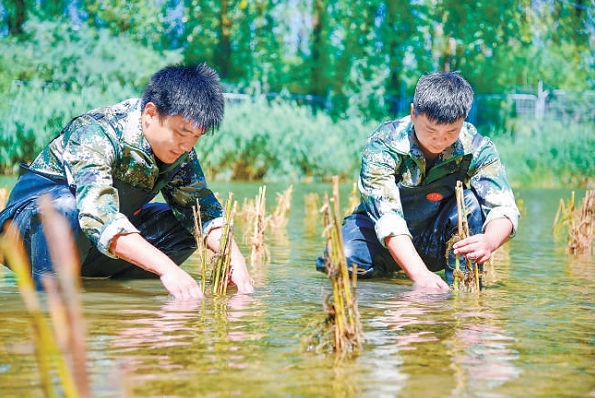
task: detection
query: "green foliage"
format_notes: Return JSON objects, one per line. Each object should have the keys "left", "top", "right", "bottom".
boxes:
{"left": 0, "top": 5, "right": 593, "bottom": 187}
{"left": 0, "top": 18, "right": 182, "bottom": 170}
{"left": 0, "top": 17, "right": 182, "bottom": 92}
{"left": 195, "top": 99, "right": 373, "bottom": 182}
{"left": 497, "top": 119, "right": 595, "bottom": 188}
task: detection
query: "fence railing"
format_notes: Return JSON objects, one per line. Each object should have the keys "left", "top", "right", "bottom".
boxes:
{"left": 226, "top": 82, "right": 595, "bottom": 128}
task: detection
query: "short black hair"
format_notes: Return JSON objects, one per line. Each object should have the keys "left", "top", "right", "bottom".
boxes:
{"left": 141, "top": 63, "right": 225, "bottom": 134}
{"left": 413, "top": 71, "right": 474, "bottom": 124}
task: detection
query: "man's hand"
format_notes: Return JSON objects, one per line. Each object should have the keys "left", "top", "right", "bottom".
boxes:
{"left": 410, "top": 269, "right": 450, "bottom": 292}
{"left": 386, "top": 234, "right": 450, "bottom": 291}
{"left": 453, "top": 218, "right": 514, "bottom": 264}
{"left": 110, "top": 232, "right": 204, "bottom": 300}
{"left": 160, "top": 266, "right": 204, "bottom": 300}
{"left": 452, "top": 233, "right": 494, "bottom": 264}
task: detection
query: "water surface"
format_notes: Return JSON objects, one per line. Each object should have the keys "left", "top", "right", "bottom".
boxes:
{"left": 0, "top": 180, "right": 593, "bottom": 397}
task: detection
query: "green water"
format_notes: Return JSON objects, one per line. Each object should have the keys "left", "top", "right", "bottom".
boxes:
{"left": 0, "top": 180, "right": 593, "bottom": 397}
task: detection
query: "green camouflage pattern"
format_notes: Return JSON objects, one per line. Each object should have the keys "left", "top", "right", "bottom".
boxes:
{"left": 29, "top": 99, "right": 222, "bottom": 257}
{"left": 358, "top": 116, "right": 520, "bottom": 244}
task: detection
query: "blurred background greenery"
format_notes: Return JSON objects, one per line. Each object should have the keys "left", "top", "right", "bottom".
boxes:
{"left": 1, "top": 0, "right": 593, "bottom": 187}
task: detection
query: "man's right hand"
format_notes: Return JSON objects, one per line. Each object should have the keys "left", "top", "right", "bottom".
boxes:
{"left": 410, "top": 269, "right": 450, "bottom": 292}
{"left": 110, "top": 232, "right": 204, "bottom": 300}
{"left": 159, "top": 266, "right": 204, "bottom": 300}
{"left": 386, "top": 234, "right": 450, "bottom": 292}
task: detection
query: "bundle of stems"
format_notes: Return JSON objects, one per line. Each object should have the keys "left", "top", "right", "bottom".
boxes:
{"left": 553, "top": 190, "right": 595, "bottom": 254}
{"left": 0, "top": 195, "right": 90, "bottom": 397}
{"left": 344, "top": 181, "right": 360, "bottom": 216}
{"left": 269, "top": 185, "right": 293, "bottom": 231}
{"left": 303, "top": 192, "right": 321, "bottom": 236}
{"left": 210, "top": 192, "right": 236, "bottom": 296}
{"left": 248, "top": 185, "right": 268, "bottom": 266}
{"left": 310, "top": 176, "right": 363, "bottom": 359}
{"left": 453, "top": 181, "right": 480, "bottom": 293}
{"left": 192, "top": 199, "right": 209, "bottom": 293}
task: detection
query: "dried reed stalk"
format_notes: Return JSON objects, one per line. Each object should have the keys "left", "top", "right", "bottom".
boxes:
{"left": 307, "top": 176, "right": 363, "bottom": 359}
{"left": 192, "top": 199, "right": 209, "bottom": 293}
{"left": 554, "top": 190, "right": 595, "bottom": 254}
{"left": 248, "top": 185, "right": 268, "bottom": 266}
{"left": 211, "top": 193, "right": 236, "bottom": 295}
{"left": 0, "top": 196, "right": 90, "bottom": 398}
{"left": 344, "top": 181, "right": 360, "bottom": 216}
{"left": 452, "top": 181, "right": 480, "bottom": 293}
{"left": 303, "top": 192, "right": 320, "bottom": 236}
{"left": 269, "top": 185, "right": 292, "bottom": 231}
{"left": 38, "top": 196, "right": 90, "bottom": 398}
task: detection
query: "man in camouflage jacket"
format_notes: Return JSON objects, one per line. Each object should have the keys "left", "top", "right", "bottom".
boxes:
{"left": 0, "top": 64, "right": 253, "bottom": 299}
{"left": 317, "top": 72, "right": 519, "bottom": 290}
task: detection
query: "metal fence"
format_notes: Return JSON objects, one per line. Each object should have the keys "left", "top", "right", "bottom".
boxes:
{"left": 225, "top": 83, "right": 595, "bottom": 129}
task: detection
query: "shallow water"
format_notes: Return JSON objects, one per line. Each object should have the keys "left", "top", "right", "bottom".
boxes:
{"left": 0, "top": 179, "right": 594, "bottom": 397}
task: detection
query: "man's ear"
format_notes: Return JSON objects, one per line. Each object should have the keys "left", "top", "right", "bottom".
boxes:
{"left": 143, "top": 102, "right": 158, "bottom": 118}
{"left": 410, "top": 103, "right": 416, "bottom": 119}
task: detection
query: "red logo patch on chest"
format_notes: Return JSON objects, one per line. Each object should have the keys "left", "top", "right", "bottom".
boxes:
{"left": 426, "top": 192, "right": 443, "bottom": 202}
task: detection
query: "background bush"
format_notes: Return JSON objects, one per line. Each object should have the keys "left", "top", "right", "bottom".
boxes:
{"left": 0, "top": 18, "right": 181, "bottom": 172}
{"left": 1, "top": 18, "right": 593, "bottom": 189}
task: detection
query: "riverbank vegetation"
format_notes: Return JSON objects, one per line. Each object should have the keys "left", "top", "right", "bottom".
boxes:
{"left": 1, "top": 15, "right": 593, "bottom": 189}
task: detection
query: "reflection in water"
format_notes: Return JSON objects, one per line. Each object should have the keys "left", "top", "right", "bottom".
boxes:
{"left": 86, "top": 291, "right": 268, "bottom": 396}
{"left": 0, "top": 185, "right": 594, "bottom": 397}
{"left": 361, "top": 287, "right": 522, "bottom": 397}
{"left": 448, "top": 296, "right": 522, "bottom": 394}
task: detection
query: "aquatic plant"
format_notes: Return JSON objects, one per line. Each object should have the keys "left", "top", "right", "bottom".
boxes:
{"left": 192, "top": 193, "right": 238, "bottom": 295}
{"left": 305, "top": 176, "right": 363, "bottom": 360}
{"left": 450, "top": 181, "right": 481, "bottom": 293}
{"left": 246, "top": 185, "right": 269, "bottom": 267}
{"left": 192, "top": 199, "right": 210, "bottom": 293}
{"left": 0, "top": 195, "right": 90, "bottom": 397}
{"left": 553, "top": 190, "right": 595, "bottom": 255}
{"left": 344, "top": 181, "right": 360, "bottom": 216}
{"left": 210, "top": 193, "right": 236, "bottom": 295}
{"left": 303, "top": 192, "right": 321, "bottom": 236}
{"left": 269, "top": 185, "right": 293, "bottom": 232}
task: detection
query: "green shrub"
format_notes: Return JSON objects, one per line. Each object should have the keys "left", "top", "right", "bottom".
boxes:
{"left": 496, "top": 119, "right": 595, "bottom": 188}
{"left": 0, "top": 17, "right": 182, "bottom": 171}
{"left": 196, "top": 98, "right": 375, "bottom": 182}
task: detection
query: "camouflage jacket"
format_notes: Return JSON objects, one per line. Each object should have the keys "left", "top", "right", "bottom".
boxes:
{"left": 29, "top": 99, "right": 222, "bottom": 257}
{"left": 358, "top": 115, "right": 520, "bottom": 245}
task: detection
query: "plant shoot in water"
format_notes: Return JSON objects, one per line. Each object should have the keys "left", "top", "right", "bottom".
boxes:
{"left": 448, "top": 181, "right": 481, "bottom": 293}
{"left": 553, "top": 190, "right": 595, "bottom": 255}
{"left": 304, "top": 176, "right": 364, "bottom": 360}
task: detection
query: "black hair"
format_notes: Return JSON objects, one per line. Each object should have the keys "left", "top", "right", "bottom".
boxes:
{"left": 412, "top": 71, "right": 474, "bottom": 124}
{"left": 141, "top": 63, "right": 225, "bottom": 134}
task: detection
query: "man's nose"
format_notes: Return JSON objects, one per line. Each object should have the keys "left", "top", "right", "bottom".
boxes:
{"left": 180, "top": 141, "right": 193, "bottom": 152}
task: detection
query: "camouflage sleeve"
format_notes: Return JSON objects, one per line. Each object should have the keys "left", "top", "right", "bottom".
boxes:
{"left": 359, "top": 124, "right": 411, "bottom": 246}
{"left": 161, "top": 149, "right": 224, "bottom": 237}
{"left": 468, "top": 137, "right": 520, "bottom": 236}
{"left": 62, "top": 116, "right": 139, "bottom": 257}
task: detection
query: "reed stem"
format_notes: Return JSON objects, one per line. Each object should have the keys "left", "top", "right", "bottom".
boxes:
{"left": 192, "top": 199, "right": 209, "bottom": 293}
{"left": 211, "top": 193, "right": 235, "bottom": 295}
{"left": 454, "top": 181, "right": 480, "bottom": 292}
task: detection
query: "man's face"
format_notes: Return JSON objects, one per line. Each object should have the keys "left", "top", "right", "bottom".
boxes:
{"left": 410, "top": 105, "right": 464, "bottom": 160}
{"left": 142, "top": 103, "right": 205, "bottom": 164}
